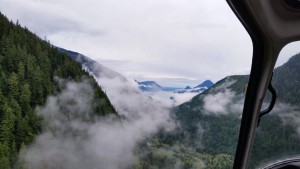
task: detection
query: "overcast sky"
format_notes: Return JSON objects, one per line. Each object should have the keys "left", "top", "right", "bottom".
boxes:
{"left": 1, "top": 0, "right": 299, "bottom": 87}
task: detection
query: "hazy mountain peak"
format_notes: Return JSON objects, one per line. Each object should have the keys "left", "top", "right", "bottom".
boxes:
{"left": 194, "top": 80, "right": 214, "bottom": 88}
{"left": 135, "top": 80, "right": 163, "bottom": 92}
{"left": 185, "top": 86, "right": 192, "bottom": 89}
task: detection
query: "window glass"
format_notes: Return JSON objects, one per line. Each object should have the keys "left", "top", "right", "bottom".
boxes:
{"left": 249, "top": 42, "right": 300, "bottom": 169}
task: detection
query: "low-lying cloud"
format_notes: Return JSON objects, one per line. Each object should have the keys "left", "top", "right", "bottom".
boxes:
{"left": 18, "top": 79, "right": 138, "bottom": 169}
{"left": 203, "top": 89, "right": 235, "bottom": 115}
{"left": 202, "top": 79, "right": 244, "bottom": 115}
{"left": 18, "top": 60, "right": 175, "bottom": 168}
{"left": 142, "top": 91, "right": 199, "bottom": 107}
{"left": 273, "top": 103, "right": 300, "bottom": 136}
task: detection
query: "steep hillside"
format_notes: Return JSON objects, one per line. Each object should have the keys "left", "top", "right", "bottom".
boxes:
{"left": 57, "top": 47, "right": 126, "bottom": 81}
{"left": 0, "top": 12, "right": 115, "bottom": 168}
{"left": 131, "top": 76, "right": 248, "bottom": 168}
{"left": 272, "top": 54, "right": 300, "bottom": 104}
{"left": 140, "top": 54, "right": 300, "bottom": 169}
{"left": 250, "top": 54, "right": 300, "bottom": 168}
{"left": 173, "top": 75, "right": 248, "bottom": 155}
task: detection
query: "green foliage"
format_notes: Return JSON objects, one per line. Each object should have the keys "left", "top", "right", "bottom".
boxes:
{"left": 0, "top": 11, "right": 116, "bottom": 168}
{"left": 0, "top": 143, "right": 11, "bottom": 169}
{"left": 134, "top": 139, "right": 233, "bottom": 169}
{"left": 209, "top": 154, "right": 233, "bottom": 169}
{"left": 273, "top": 54, "right": 300, "bottom": 104}
{"left": 145, "top": 54, "right": 300, "bottom": 169}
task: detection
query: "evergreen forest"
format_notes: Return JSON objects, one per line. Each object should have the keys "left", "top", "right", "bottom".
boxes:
{"left": 0, "top": 12, "right": 115, "bottom": 169}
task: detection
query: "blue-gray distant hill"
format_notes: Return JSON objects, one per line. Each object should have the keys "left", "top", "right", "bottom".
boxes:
{"left": 194, "top": 80, "right": 214, "bottom": 88}
{"left": 136, "top": 80, "right": 214, "bottom": 93}
{"left": 135, "top": 80, "right": 164, "bottom": 92}
{"left": 174, "top": 80, "right": 215, "bottom": 93}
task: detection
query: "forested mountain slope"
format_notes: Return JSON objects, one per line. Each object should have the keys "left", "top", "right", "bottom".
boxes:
{"left": 0, "top": 12, "right": 115, "bottom": 169}
{"left": 272, "top": 53, "right": 300, "bottom": 104}
{"left": 138, "top": 54, "right": 300, "bottom": 169}
{"left": 132, "top": 76, "right": 247, "bottom": 169}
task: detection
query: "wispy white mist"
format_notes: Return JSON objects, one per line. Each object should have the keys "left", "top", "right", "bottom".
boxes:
{"left": 274, "top": 103, "right": 300, "bottom": 136}
{"left": 203, "top": 89, "right": 235, "bottom": 115}
{"left": 87, "top": 60, "right": 175, "bottom": 123}
{"left": 143, "top": 91, "right": 199, "bottom": 107}
{"left": 19, "top": 60, "right": 175, "bottom": 168}
{"left": 202, "top": 79, "right": 244, "bottom": 115}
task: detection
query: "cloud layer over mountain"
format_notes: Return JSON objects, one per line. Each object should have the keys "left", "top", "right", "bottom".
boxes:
{"left": 19, "top": 75, "right": 175, "bottom": 169}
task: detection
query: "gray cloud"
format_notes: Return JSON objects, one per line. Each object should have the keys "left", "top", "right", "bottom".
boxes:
{"left": 1, "top": 0, "right": 298, "bottom": 86}
{"left": 0, "top": 0, "right": 255, "bottom": 85}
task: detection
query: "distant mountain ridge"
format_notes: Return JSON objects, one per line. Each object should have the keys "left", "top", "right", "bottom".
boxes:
{"left": 57, "top": 48, "right": 206, "bottom": 106}
{"left": 174, "top": 80, "right": 215, "bottom": 94}
{"left": 135, "top": 80, "right": 163, "bottom": 92}
{"left": 136, "top": 79, "right": 214, "bottom": 93}
{"left": 58, "top": 48, "right": 215, "bottom": 95}
{"left": 195, "top": 80, "right": 214, "bottom": 88}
